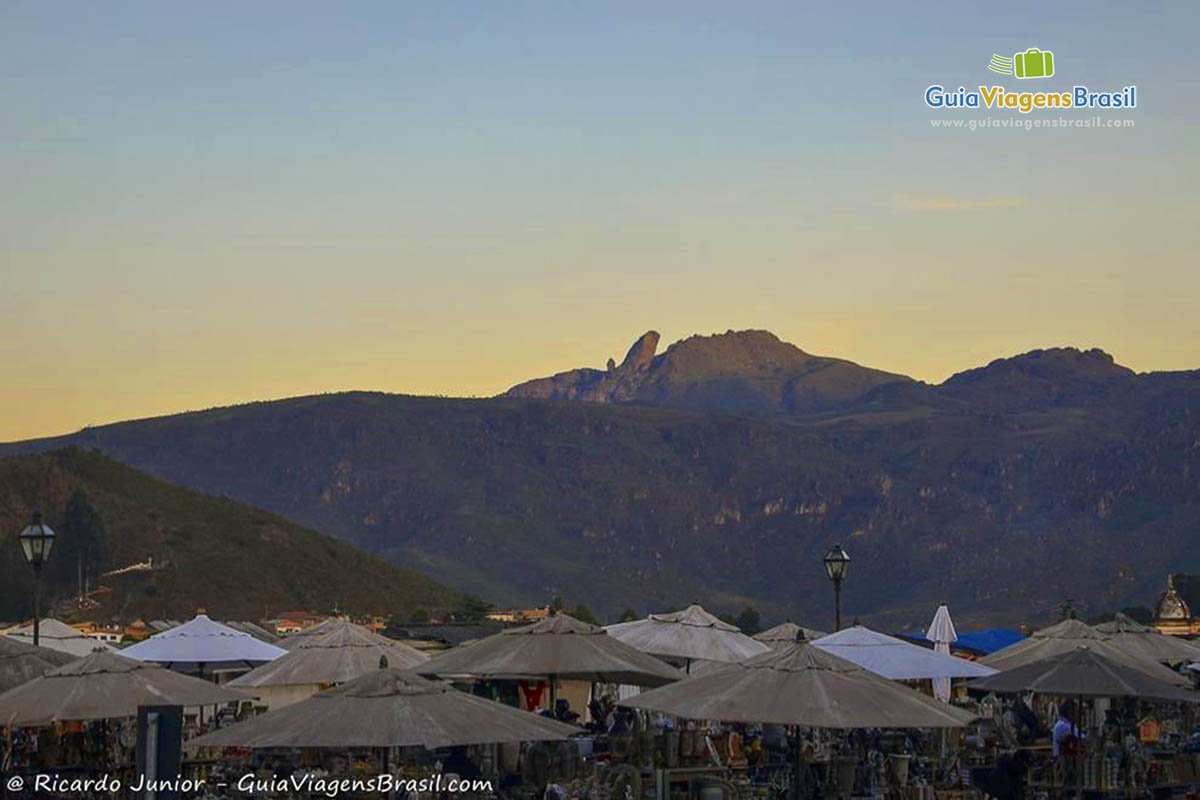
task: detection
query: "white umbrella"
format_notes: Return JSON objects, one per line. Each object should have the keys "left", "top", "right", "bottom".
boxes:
{"left": 604, "top": 605, "right": 769, "bottom": 668}
{"left": 121, "top": 614, "right": 286, "bottom": 671}
{"left": 812, "top": 625, "right": 995, "bottom": 681}
{"left": 926, "top": 605, "right": 957, "bottom": 701}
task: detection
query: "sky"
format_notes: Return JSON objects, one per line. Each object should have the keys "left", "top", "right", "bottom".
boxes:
{"left": 3, "top": 1, "right": 1198, "bottom": 441}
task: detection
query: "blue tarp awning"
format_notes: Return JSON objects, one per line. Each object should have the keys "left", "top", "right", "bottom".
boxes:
{"left": 901, "top": 628, "right": 1025, "bottom": 656}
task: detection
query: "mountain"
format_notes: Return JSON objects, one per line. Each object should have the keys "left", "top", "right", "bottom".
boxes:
{"left": 5, "top": 325, "right": 1200, "bottom": 630}
{"left": 941, "top": 348, "right": 1138, "bottom": 411}
{"left": 0, "top": 448, "right": 460, "bottom": 623}
{"left": 506, "top": 330, "right": 913, "bottom": 417}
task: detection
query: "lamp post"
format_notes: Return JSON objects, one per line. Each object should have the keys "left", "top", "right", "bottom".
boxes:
{"left": 18, "top": 512, "right": 56, "bottom": 647}
{"left": 823, "top": 544, "right": 850, "bottom": 632}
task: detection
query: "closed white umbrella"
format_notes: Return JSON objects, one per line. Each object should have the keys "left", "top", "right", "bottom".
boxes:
{"left": 926, "top": 605, "right": 958, "bottom": 702}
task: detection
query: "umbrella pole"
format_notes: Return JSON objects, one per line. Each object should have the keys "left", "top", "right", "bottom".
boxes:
{"left": 792, "top": 725, "right": 804, "bottom": 800}
{"left": 1080, "top": 695, "right": 1089, "bottom": 800}
{"left": 549, "top": 674, "right": 557, "bottom": 715}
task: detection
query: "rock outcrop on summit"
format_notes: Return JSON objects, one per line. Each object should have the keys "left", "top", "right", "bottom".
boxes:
{"left": 504, "top": 329, "right": 912, "bottom": 417}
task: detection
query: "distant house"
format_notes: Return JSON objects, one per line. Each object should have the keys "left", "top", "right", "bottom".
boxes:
{"left": 486, "top": 605, "right": 552, "bottom": 623}
{"left": 1152, "top": 574, "right": 1200, "bottom": 636}
{"left": 124, "top": 620, "right": 154, "bottom": 642}
{"left": 352, "top": 615, "right": 389, "bottom": 633}
{"left": 268, "top": 611, "right": 329, "bottom": 636}
{"left": 72, "top": 621, "right": 123, "bottom": 644}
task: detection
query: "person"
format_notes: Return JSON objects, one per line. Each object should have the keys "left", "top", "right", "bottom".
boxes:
{"left": 443, "top": 746, "right": 482, "bottom": 780}
{"left": 979, "top": 749, "right": 1032, "bottom": 800}
{"left": 1052, "top": 700, "right": 1081, "bottom": 757}
{"left": 1010, "top": 695, "right": 1042, "bottom": 745}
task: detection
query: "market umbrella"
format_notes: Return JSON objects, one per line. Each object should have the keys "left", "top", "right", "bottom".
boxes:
{"left": 230, "top": 619, "right": 428, "bottom": 699}
{"left": 622, "top": 640, "right": 974, "bottom": 798}
{"left": 605, "top": 605, "right": 769, "bottom": 668}
{"left": 121, "top": 613, "right": 287, "bottom": 671}
{"left": 1093, "top": 614, "right": 1200, "bottom": 664}
{"left": 812, "top": 625, "right": 996, "bottom": 681}
{"left": 926, "top": 605, "right": 958, "bottom": 701}
{"left": 419, "top": 613, "right": 681, "bottom": 691}
{"left": 278, "top": 618, "right": 412, "bottom": 651}
{"left": 4, "top": 618, "right": 117, "bottom": 657}
{"left": 0, "top": 651, "right": 245, "bottom": 727}
{"left": 966, "top": 646, "right": 1198, "bottom": 702}
{"left": 620, "top": 640, "right": 976, "bottom": 728}
{"left": 981, "top": 619, "right": 1188, "bottom": 685}
{"left": 969, "top": 645, "right": 1198, "bottom": 800}
{"left": 0, "top": 636, "right": 75, "bottom": 692}
{"left": 187, "top": 668, "right": 579, "bottom": 749}
{"left": 754, "top": 622, "right": 827, "bottom": 649}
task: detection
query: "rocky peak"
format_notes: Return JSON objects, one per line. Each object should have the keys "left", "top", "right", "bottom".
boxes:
{"left": 617, "top": 331, "right": 660, "bottom": 372}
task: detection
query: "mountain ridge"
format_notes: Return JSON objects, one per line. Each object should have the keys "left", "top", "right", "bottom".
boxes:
{"left": 3, "top": 329, "right": 1199, "bottom": 629}
{"left": 505, "top": 329, "right": 915, "bottom": 417}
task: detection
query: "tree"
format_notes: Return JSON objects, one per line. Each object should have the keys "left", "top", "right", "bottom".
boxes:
{"left": 53, "top": 491, "right": 109, "bottom": 600}
{"left": 617, "top": 607, "right": 639, "bottom": 623}
{"left": 1120, "top": 606, "right": 1154, "bottom": 624}
{"left": 451, "top": 594, "right": 493, "bottom": 622}
{"left": 735, "top": 606, "right": 761, "bottom": 635}
{"left": 408, "top": 608, "right": 430, "bottom": 624}
{"left": 571, "top": 604, "right": 599, "bottom": 625}
{"left": 551, "top": 595, "right": 565, "bottom": 612}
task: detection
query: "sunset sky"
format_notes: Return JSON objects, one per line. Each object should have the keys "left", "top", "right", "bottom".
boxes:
{"left": 3, "top": 2, "right": 1198, "bottom": 441}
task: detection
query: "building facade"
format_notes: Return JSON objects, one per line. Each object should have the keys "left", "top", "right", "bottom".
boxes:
{"left": 1152, "top": 574, "right": 1200, "bottom": 637}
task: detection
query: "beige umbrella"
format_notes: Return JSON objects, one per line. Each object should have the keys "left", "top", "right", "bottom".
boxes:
{"left": 419, "top": 613, "right": 682, "bottom": 688}
{"left": 754, "top": 622, "right": 827, "bottom": 649}
{"left": 279, "top": 618, "right": 418, "bottom": 653}
{"left": 1093, "top": 614, "right": 1200, "bottom": 664}
{"left": 982, "top": 619, "right": 1189, "bottom": 685}
{"left": 620, "top": 640, "right": 975, "bottom": 728}
{"left": 187, "top": 669, "right": 579, "bottom": 749}
{"left": 0, "top": 651, "right": 244, "bottom": 726}
{"left": 970, "top": 646, "right": 1198, "bottom": 800}
{"left": 967, "top": 646, "right": 1198, "bottom": 702}
{"left": 605, "top": 605, "right": 770, "bottom": 667}
{"left": 0, "top": 636, "right": 75, "bottom": 693}
{"left": 4, "top": 618, "right": 117, "bottom": 657}
{"left": 622, "top": 640, "right": 974, "bottom": 800}
{"left": 229, "top": 619, "right": 428, "bottom": 707}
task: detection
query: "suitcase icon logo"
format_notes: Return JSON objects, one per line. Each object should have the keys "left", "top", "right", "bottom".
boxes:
{"left": 1014, "top": 48, "right": 1054, "bottom": 78}
{"left": 987, "top": 48, "right": 1055, "bottom": 79}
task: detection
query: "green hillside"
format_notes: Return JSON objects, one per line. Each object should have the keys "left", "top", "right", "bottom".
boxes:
{"left": 0, "top": 448, "right": 460, "bottom": 623}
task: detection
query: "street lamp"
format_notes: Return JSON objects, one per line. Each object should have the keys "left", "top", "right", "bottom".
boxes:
{"left": 18, "top": 512, "right": 56, "bottom": 647}
{"left": 823, "top": 544, "right": 850, "bottom": 631}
